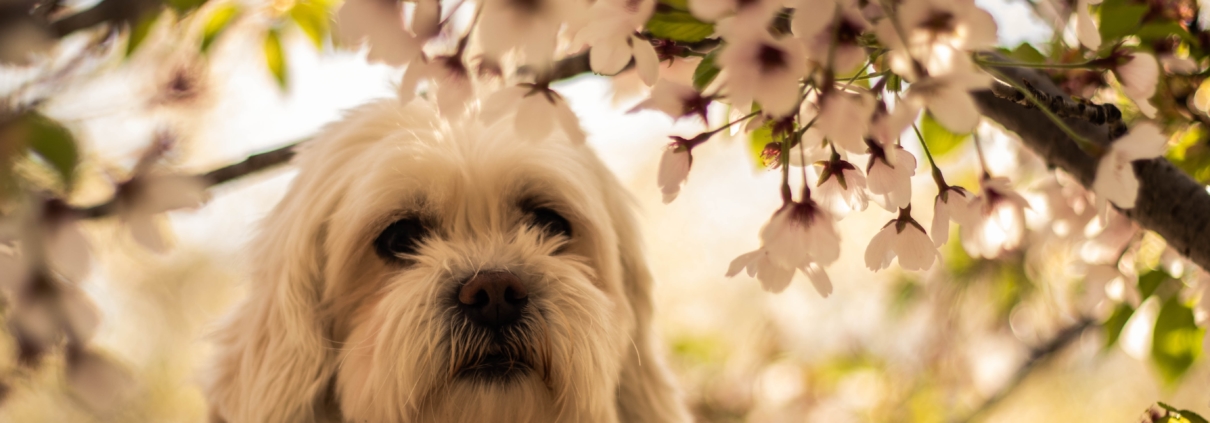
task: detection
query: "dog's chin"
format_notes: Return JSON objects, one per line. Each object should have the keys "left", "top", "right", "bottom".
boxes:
{"left": 455, "top": 352, "right": 533, "bottom": 383}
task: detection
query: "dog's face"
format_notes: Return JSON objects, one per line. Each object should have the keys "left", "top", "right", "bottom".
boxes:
{"left": 207, "top": 100, "right": 687, "bottom": 423}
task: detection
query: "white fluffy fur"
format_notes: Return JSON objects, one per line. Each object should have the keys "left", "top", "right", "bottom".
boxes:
{"left": 206, "top": 99, "right": 690, "bottom": 423}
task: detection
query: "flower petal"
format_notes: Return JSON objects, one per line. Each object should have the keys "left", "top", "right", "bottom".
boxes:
{"left": 632, "top": 36, "right": 660, "bottom": 86}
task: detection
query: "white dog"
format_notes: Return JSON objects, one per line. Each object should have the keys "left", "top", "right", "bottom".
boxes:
{"left": 205, "top": 99, "right": 690, "bottom": 423}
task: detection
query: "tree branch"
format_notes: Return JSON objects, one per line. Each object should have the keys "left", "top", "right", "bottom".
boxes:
{"left": 974, "top": 63, "right": 1210, "bottom": 271}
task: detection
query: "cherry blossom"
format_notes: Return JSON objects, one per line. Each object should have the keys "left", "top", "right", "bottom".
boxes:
{"left": 1112, "top": 52, "right": 1159, "bottom": 118}
{"left": 715, "top": 30, "right": 809, "bottom": 117}
{"left": 117, "top": 173, "right": 208, "bottom": 253}
{"left": 875, "top": 0, "right": 998, "bottom": 77}
{"left": 903, "top": 68, "right": 992, "bottom": 134}
{"left": 482, "top": 84, "right": 587, "bottom": 143}
{"left": 865, "top": 208, "right": 938, "bottom": 271}
{"left": 690, "top": 0, "right": 782, "bottom": 25}
{"left": 1074, "top": 0, "right": 1102, "bottom": 51}
{"left": 631, "top": 79, "right": 713, "bottom": 123}
{"left": 866, "top": 139, "right": 917, "bottom": 211}
{"left": 1092, "top": 122, "right": 1167, "bottom": 209}
{"left": 961, "top": 176, "right": 1030, "bottom": 259}
{"left": 334, "top": 0, "right": 422, "bottom": 66}
{"left": 792, "top": 0, "right": 871, "bottom": 72}
{"left": 816, "top": 157, "right": 870, "bottom": 218}
{"left": 727, "top": 198, "right": 840, "bottom": 297}
{"left": 575, "top": 0, "right": 659, "bottom": 84}
{"left": 398, "top": 55, "right": 474, "bottom": 118}
{"left": 930, "top": 185, "right": 973, "bottom": 247}
{"left": 477, "top": 0, "right": 584, "bottom": 66}
{"left": 657, "top": 136, "right": 700, "bottom": 203}
{"left": 808, "top": 90, "right": 876, "bottom": 153}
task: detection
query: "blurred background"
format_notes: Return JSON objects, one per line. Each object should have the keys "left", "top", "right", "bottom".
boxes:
{"left": 1, "top": 0, "right": 1209, "bottom": 421}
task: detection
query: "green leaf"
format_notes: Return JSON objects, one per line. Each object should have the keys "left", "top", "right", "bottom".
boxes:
{"left": 263, "top": 28, "right": 288, "bottom": 91}
{"left": 201, "top": 4, "right": 240, "bottom": 53}
{"left": 1103, "top": 304, "right": 1134, "bottom": 349}
{"left": 1136, "top": 21, "right": 1197, "bottom": 45}
{"left": 749, "top": 121, "right": 774, "bottom": 169}
{"left": 165, "top": 0, "right": 208, "bottom": 13}
{"left": 646, "top": 10, "right": 714, "bottom": 43}
{"left": 289, "top": 0, "right": 331, "bottom": 50}
{"left": 1098, "top": 2, "right": 1150, "bottom": 42}
{"left": 1150, "top": 298, "right": 1204, "bottom": 386}
{"left": 919, "top": 112, "right": 968, "bottom": 156}
{"left": 1157, "top": 402, "right": 1210, "bottom": 423}
{"left": 126, "top": 11, "right": 160, "bottom": 57}
{"left": 24, "top": 113, "right": 78, "bottom": 187}
{"left": 1138, "top": 269, "right": 1172, "bottom": 300}
{"left": 657, "top": 0, "right": 689, "bottom": 10}
{"left": 1005, "top": 43, "right": 1047, "bottom": 64}
{"left": 692, "top": 50, "right": 720, "bottom": 91}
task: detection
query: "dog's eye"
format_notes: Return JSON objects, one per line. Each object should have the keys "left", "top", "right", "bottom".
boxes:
{"left": 530, "top": 207, "right": 571, "bottom": 238}
{"left": 374, "top": 218, "right": 428, "bottom": 260}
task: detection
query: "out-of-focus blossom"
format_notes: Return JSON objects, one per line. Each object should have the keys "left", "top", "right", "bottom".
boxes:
{"left": 478, "top": 0, "right": 585, "bottom": 66}
{"left": 117, "top": 174, "right": 208, "bottom": 253}
{"left": 807, "top": 90, "right": 876, "bottom": 153}
{"left": 875, "top": 0, "right": 997, "bottom": 77}
{"left": 631, "top": 79, "right": 713, "bottom": 123}
{"left": 868, "top": 102, "right": 920, "bottom": 147}
{"left": 66, "top": 349, "right": 135, "bottom": 412}
{"left": 335, "top": 0, "right": 422, "bottom": 66}
{"left": 1074, "top": 0, "right": 1102, "bottom": 50}
{"left": 658, "top": 136, "right": 698, "bottom": 203}
{"left": 931, "top": 185, "right": 973, "bottom": 247}
{"left": 1120, "top": 296, "right": 1160, "bottom": 360}
{"left": 398, "top": 55, "right": 474, "bottom": 118}
{"left": 1112, "top": 52, "right": 1159, "bottom": 118}
{"left": 903, "top": 68, "right": 991, "bottom": 133}
{"left": 1080, "top": 209, "right": 1137, "bottom": 264}
{"left": 575, "top": 0, "right": 658, "bottom": 84}
{"left": 816, "top": 158, "right": 869, "bottom": 218}
{"left": 866, "top": 139, "right": 916, "bottom": 211}
{"left": 1085, "top": 264, "right": 1140, "bottom": 308}
{"left": 961, "top": 176, "right": 1030, "bottom": 258}
{"left": 482, "top": 84, "right": 587, "bottom": 143}
{"left": 865, "top": 211, "right": 938, "bottom": 271}
{"left": 690, "top": 0, "right": 782, "bottom": 25}
{"left": 715, "top": 30, "right": 809, "bottom": 117}
{"left": 1159, "top": 53, "right": 1197, "bottom": 74}
{"left": 792, "top": 0, "right": 871, "bottom": 72}
{"left": 1031, "top": 173, "right": 1096, "bottom": 238}
{"left": 727, "top": 198, "right": 839, "bottom": 297}
{"left": 1092, "top": 122, "right": 1166, "bottom": 209}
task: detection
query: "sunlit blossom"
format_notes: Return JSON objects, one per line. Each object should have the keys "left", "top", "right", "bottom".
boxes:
{"left": 874, "top": 0, "right": 997, "bottom": 77}
{"left": 961, "top": 176, "right": 1030, "bottom": 258}
{"left": 816, "top": 158, "right": 870, "bottom": 218}
{"left": 631, "top": 79, "right": 713, "bottom": 123}
{"left": 792, "top": 0, "right": 871, "bottom": 72}
{"left": 117, "top": 174, "right": 208, "bottom": 253}
{"left": 931, "top": 185, "right": 973, "bottom": 247}
{"left": 398, "top": 55, "right": 474, "bottom": 118}
{"left": 903, "top": 68, "right": 991, "bottom": 133}
{"left": 478, "top": 0, "right": 584, "bottom": 66}
{"left": 808, "top": 90, "right": 876, "bottom": 153}
{"left": 1092, "top": 122, "right": 1167, "bottom": 209}
{"left": 482, "top": 84, "right": 587, "bottom": 143}
{"left": 690, "top": 0, "right": 782, "bottom": 25}
{"left": 866, "top": 139, "right": 917, "bottom": 211}
{"left": 727, "top": 198, "right": 839, "bottom": 297}
{"left": 1113, "top": 52, "right": 1160, "bottom": 118}
{"left": 865, "top": 213, "right": 938, "bottom": 271}
{"left": 1074, "top": 0, "right": 1102, "bottom": 51}
{"left": 334, "top": 0, "right": 422, "bottom": 66}
{"left": 575, "top": 0, "right": 659, "bottom": 84}
{"left": 715, "top": 30, "right": 809, "bottom": 117}
{"left": 658, "top": 140, "right": 694, "bottom": 203}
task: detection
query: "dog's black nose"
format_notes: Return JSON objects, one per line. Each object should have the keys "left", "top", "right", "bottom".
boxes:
{"left": 457, "top": 271, "right": 528, "bottom": 327}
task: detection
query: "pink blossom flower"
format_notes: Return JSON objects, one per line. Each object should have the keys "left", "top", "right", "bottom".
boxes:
{"left": 1112, "top": 52, "right": 1159, "bottom": 118}
{"left": 930, "top": 185, "right": 973, "bottom": 247}
{"left": 807, "top": 90, "right": 876, "bottom": 154}
{"left": 334, "top": 0, "right": 422, "bottom": 66}
{"left": 727, "top": 198, "right": 840, "bottom": 297}
{"left": 865, "top": 210, "right": 938, "bottom": 271}
{"left": 482, "top": 84, "right": 587, "bottom": 143}
{"left": 690, "top": 0, "right": 782, "bottom": 25}
{"left": 715, "top": 30, "right": 809, "bottom": 117}
{"left": 478, "top": 0, "right": 584, "bottom": 66}
{"left": 657, "top": 135, "right": 701, "bottom": 203}
{"left": 866, "top": 139, "right": 917, "bottom": 212}
{"left": 961, "top": 176, "right": 1030, "bottom": 258}
{"left": 574, "top": 0, "right": 658, "bottom": 84}
{"left": 1075, "top": 0, "right": 1103, "bottom": 50}
{"left": 398, "top": 55, "right": 474, "bottom": 118}
{"left": 630, "top": 79, "right": 713, "bottom": 123}
{"left": 874, "top": 0, "right": 998, "bottom": 77}
{"left": 816, "top": 157, "right": 869, "bottom": 218}
{"left": 903, "top": 68, "right": 991, "bottom": 134}
{"left": 1092, "top": 122, "right": 1167, "bottom": 209}
{"left": 792, "top": 0, "right": 871, "bottom": 72}
{"left": 117, "top": 173, "right": 208, "bottom": 253}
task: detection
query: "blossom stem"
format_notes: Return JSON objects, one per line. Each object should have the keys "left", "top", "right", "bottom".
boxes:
{"left": 972, "top": 132, "right": 991, "bottom": 179}
{"left": 911, "top": 123, "right": 949, "bottom": 191}
{"left": 973, "top": 56, "right": 1104, "bottom": 70}
{"left": 980, "top": 65, "right": 1102, "bottom": 156}
{"left": 704, "top": 111, "right": 760, "bottom": 137}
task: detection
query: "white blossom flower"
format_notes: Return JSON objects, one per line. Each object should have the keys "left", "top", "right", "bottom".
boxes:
{"left": 816, "top": 158, "right": 869, "bottom": 218}
{"left": 118, "top": 174, "right": 208, "bottom": 253}
{"left": 715, "top": 30, "right": 809, "bottom": 117}
{"left": 1092, "top": 122, "right": 1167, "bottom": 209}
{"left": 792, "top": 0, "right": 871, "bottom": 72}
{"left": 728, "top": 199, "right": 839, "bottom": 296}
{"left": 482, "top": 84, "right": 587, "bottom": 143}
{"left": 904, "top": 68, "right": 992, "bottom": 133}
{"left": 930, "top": 185, "right": 973, "bottom": 247}
{"left": 808, "top": 90, "right": 876, "bottom": 153}
{"left": 690, "top": 0, "right": 782, "bottom": 25}
{"left": 658, "top": 134, "right": 706, "bottom": 203}
{"left": 478, "top": 0, "right": 584, "bottom": 66}
{"left": 574, "top": 0, "right": 659, "bottom": 84}
{"left": 866, "top": 140, "right": 917, "bottom": 211}
{"left": 865, "top": 212, "right": 938, "bottom": 271}
{"left": 1074, "top": 0, "right": 1102, "bottom": 51}
{"left": 630, "top": 78, "right": 713, "bottom": 122}
{"left": 961, "top": 176, "right": 1030, "bottom": 258}
{"left": 874, "top": 0, "right": 998, "bottom": 77}
{"left": 335, "top": 0, "right": 422, "bottom": 66}
{"left": 398, "top": 55, "right": 474, "bottom": 118}
{"left": 1112, "top": 52, "right": 1160, "bottom": 118}
{"left": 1159, "top": 54, "right": 1198, "bottom": 74}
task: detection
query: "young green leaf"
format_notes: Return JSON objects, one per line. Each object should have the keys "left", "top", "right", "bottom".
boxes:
{"left": 24, "top": 113, "right": 79, "bottom": 187}
{"left": 1150, "top": 298, "right": 1204, "bottom": 386}
{"left": 1103, "top": 304, "right": 1134, "bottom": 349}
{"left": 646, "top": 10, "right": 714, "bottom": 43}
{"left": 126, "top": 11, "right": 161, "bottom": 57}
{"left": 1098, "top": 1, "right": 1149, "bottom": 42}
{"left": 1156, "top": 402, "right": 1210, "bottom": 423}
{"left": 201, "top": 4, "right": 241, "bottom": 53}
{"left": 692, "top": 50, "right": 719, "bottom": 91}
{"left": 1137, "top": 269, "right": 1173, "bottom": 300}
{"left": 919, "top": 112, "right": 969, "bottom": 157}
{"left": 289, "top": 0, "right": 331, "bottom": 50}
{"left": 263, "top": 28, "right": 288, "bottom": 91}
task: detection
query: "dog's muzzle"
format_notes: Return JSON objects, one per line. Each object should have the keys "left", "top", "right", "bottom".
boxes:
{"left": 448, "top": 271, "right": 544, "bottom": 383}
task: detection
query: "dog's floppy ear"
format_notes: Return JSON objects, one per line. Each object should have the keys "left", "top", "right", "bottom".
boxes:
{"left": 598, "top": 170, "right": 692, "bottom": 423}
{"left": 207, "top": 101, "right": 410, "bottom": 423}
